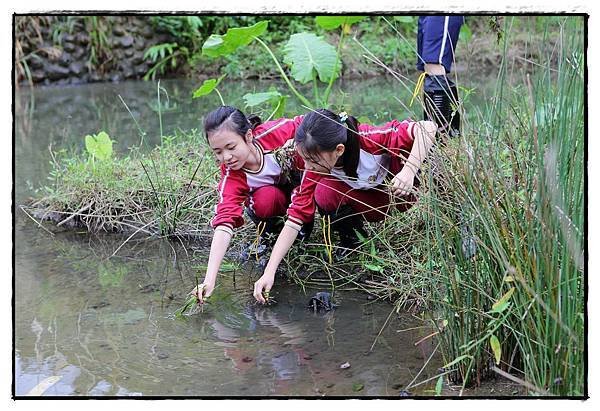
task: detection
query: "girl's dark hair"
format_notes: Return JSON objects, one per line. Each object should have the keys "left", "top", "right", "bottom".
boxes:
{"left": 204, "top": 106, "right": 262, "bottom": 140}
{"left": 295, "top": 109, "right": 360, "bottom": 179}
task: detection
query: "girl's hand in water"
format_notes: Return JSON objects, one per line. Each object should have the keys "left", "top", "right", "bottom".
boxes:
{"left": 190, "top": 281, "right": 214, "bottom": 304}
{"left": 391, "top": 167, "right": 416, "bottom": 197}
{"left": 253, "top": 274, "right": 275, "bottom": 304}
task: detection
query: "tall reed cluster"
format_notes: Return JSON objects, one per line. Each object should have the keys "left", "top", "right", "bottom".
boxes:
{"left": 424, "top": 17, "right": 584, "bottom": 395}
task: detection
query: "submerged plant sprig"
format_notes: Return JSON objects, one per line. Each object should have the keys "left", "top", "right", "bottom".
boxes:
{"left": 174, "top": 295, "right": 201, "bottom": 318}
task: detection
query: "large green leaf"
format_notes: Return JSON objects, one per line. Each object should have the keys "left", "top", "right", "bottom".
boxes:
{"left": 85, "top": 131, "right": 113, "bottom": 161}
{"left": 243, "top": 91, "right": 281, "bottom": 107}
{"left": 243, "top": 91, "right": 287, "bottom": 121}
{"left": 270, "top": 95, "right": 287, "bottom": 119}
{"left": 315, "top": 16, "right": 365, "bottom": 30}
{"left": 202, "top": 21, "right": 269, "bottom": 58}
{"left": 283, "top": 32, "right": 340, "bottom": 84}
{"left": 192, "top": 74, "right": 226, "bottom": 99}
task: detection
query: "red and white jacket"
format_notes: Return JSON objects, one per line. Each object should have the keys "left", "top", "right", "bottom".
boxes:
{"left": 211, "top": 115, "right": 309, "bottom": 231}
{"left": 211, "top": 117, "right": 417, "bottom": 232}
{"left": 286, "top": 119, "right": 418, "bottom": 227}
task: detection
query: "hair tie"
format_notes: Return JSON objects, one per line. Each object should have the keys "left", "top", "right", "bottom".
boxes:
{"left": 338, "top": 111, "right": 348, "bottom": 123}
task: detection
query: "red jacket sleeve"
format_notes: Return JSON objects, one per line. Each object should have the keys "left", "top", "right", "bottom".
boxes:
{"left": 210, "top": 164, "right": 250, "bottom": 230}
{"left": 253, "top": 115, "right": 304, "bottom": 151}
{"left": 286, "top": 170, "right": 320, "bottom": 226}
{"left": 358, "top": 119, "right": 417, "bottom": 159}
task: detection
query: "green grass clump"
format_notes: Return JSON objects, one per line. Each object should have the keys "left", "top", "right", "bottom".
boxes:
{"left": 26, "top": 129, "right": 220, "bottom": 238}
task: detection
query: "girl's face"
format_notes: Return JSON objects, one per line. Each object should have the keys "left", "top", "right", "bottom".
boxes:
{"left": 208, "top": 128, "right": 254, "bottom": 170}
{"left": 297, "top": 143, "right": 345, "bottom": 174}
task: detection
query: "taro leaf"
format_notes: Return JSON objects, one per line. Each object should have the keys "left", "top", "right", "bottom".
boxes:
{"left": 490, "top": 334, "right": 501, "bottom": 365}
{"left": 85, "top": 131, "right": 113, "bottom": 161}
{"left": 202, "top": 21, "right": 269, "bottom": 58}
{"left": 315, "top": 16, "right": 366, "bottom": 30}
{"left": 270, "top": 95, "right": 287, "bottom": 119}
{"left": 243, "top": 90, "right": 286, "bottom": 119}
{"left": 435, "top": 376, "right": 443, "bottom": 396}
{"left": 491, "top": 287, "right": 515, "bottom": 313}
{"left": 243, "top": 90, "right": 282, "bottom": 107}
{"left": 192, "top": 74, "right": 226, "bottom": 99}
{"left": 283, "top": 32, "right": 340, "bottom": 84}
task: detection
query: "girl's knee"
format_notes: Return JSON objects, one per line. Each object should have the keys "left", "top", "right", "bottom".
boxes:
{"left": 315, "top": 178, "right": 349, "bottom": 213}
{"left": 250, "top": 186, "right": 288, "bottom": 219}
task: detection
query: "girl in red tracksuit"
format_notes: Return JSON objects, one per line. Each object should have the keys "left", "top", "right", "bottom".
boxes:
{"left": 192, "top": 106, "right": 315, "bottom": 302}
{"left": 253, "top": 109, "right": 437, "bottom": 304}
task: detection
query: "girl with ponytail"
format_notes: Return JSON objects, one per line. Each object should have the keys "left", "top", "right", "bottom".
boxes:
{"left": 191, "top": 106, "right": 315, "bottom": 303}
{"left": 253, "top": 109, "right": 437, "bottom": 303}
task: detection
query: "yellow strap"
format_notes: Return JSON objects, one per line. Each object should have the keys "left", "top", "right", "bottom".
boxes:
{"left": 410, "top": 72, "right": 427, "bottom": 107}
{"left": 253, "top": 221, "right": 266, "bottom": 262}
{"left": 327, "top": 215, "right": 332, "bottom": 264}
{"left": 322, "top": 215, "right": 333, "bottom": 264}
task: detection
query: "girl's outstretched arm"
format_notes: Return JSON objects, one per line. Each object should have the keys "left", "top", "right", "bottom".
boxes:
{"left": 253, "top": 224, "right": 299, "bottom": 303}
{"left": 391, "top": 120, "right": 437, "bottom": 196}
{"left": 191, "top": 227, "right": 233, "bottom": 302}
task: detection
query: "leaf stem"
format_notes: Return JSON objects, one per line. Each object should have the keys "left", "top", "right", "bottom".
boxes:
{"left": 323, "top": 28, "right": 345, "bottom": 107}
{"left": 214, "top": 88, "right": 225, "bottom": 106}
{"left": 253, "top": 36, "right": 313, "bottom": 109}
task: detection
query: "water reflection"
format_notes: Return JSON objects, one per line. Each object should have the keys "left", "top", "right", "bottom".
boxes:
{"left": 15, "top": 223, "right": 435, "bottom": 395}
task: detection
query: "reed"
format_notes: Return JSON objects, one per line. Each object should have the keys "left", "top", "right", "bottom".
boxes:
{"left": 421, "top": 16, "right": 584, "bottom": 395}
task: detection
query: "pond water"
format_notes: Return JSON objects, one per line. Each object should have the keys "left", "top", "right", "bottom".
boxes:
{"left": 14, "top": 75, "right": 496, "bottom": 397}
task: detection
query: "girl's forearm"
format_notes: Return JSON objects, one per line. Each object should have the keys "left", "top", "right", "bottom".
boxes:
{"left": 262, "top": 224, "right": 299, "bottom": 278}
{"left": 204, "top": 228, "right": 233, "bottom": 283}
{"left": 405, "top": 121, "right": 437, "bottom": 173}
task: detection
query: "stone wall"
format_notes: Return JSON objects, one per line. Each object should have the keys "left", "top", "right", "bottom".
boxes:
{"left": 16, "top": 16, "right": 175, "bottom": 86}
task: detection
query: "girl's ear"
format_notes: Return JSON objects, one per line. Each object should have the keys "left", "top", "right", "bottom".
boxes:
{"left": 335, "top": 143, "right": 346, "bottom": 157}
{"left": 245, "top": 129, "right": 253, "bottom": 144}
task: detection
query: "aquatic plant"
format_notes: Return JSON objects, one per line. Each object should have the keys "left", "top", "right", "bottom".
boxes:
{"left": 421, "top": 16, "right": 585, "bottom": 395}
{"left": 195, "top": 17, "right": 365, "bottom": 111}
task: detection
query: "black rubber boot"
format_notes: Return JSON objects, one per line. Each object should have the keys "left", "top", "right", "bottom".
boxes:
{"left": 321, "top": 205, "right": 367, "bottom": 260}
{"left": 423, "top": 74, "right": 461, "bottom": 138}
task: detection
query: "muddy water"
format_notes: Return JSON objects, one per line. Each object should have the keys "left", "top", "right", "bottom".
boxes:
{"left": 14, "top": 78, "right": 449, "bottom": 396}
{"left": 15, "top": 224, "right": 436, "bottom": 396}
